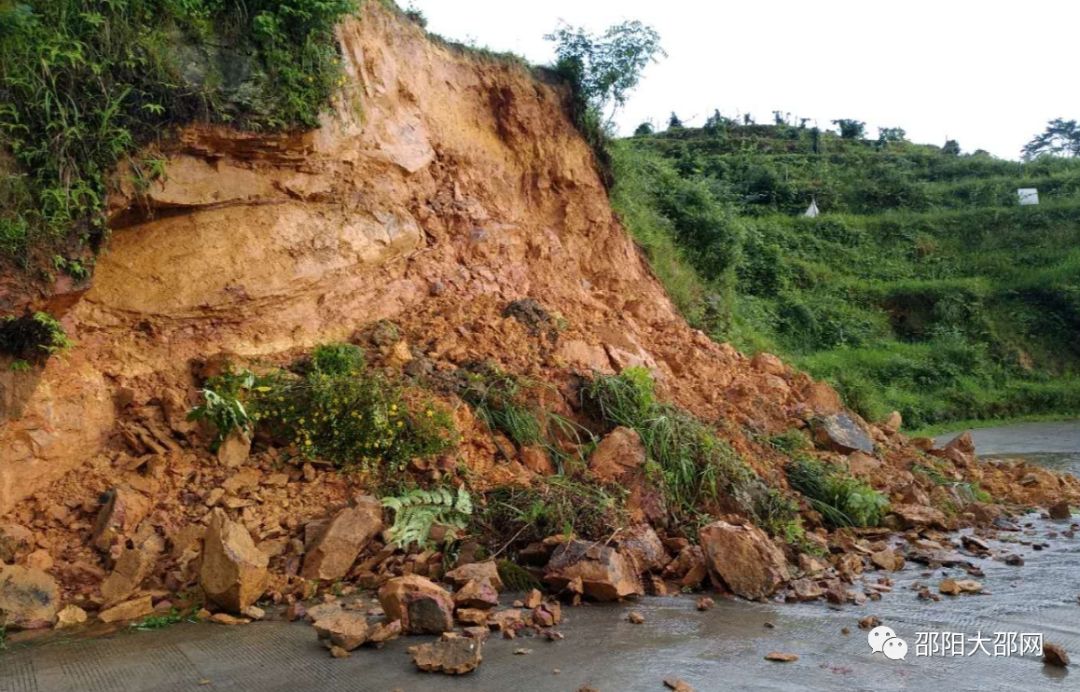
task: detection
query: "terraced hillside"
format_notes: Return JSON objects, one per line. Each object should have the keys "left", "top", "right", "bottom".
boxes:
{"left": 613, "top": 122, "right": 1080, "bottom": 429}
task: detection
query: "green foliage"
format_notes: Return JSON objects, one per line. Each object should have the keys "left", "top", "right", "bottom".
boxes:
{"left": 189, "top": 343, "right": 456, "bottom": 471}
{"left": 832, "top": 119, "right": 866, "bottom": 139}
{"left": 0, "top": 0, "right": 355, "bottom": 265}
{"left": 471, "top": 476, "right": 626, "bottom": 549}
{"left": 1023, "top": 118, "right": 1080, "bottom": 160}
{"left": 545, "top": 21, "right": 663, "bottom": 124}
{"left": 786, "top": 456, "right": 888, "bottom": 528}
{"left": 913, "top": 462, "right": 992, "bottom": 504}
{"left": 0, "top": 311, "right": 72, "bottom": 361}
{"left": 382, "top": 486, "right": 472, "bottom": 550}
{"left": 766, "top": 429, "right": 811, "bottom": 455}
{"left": 582, "top": 367, "right": 797, "bottom": 534}
{"left": 613, "top": 121, "right": 1080, "bottom": 428}
{"left": 131, "top": 608, "right": 189, "bottom": 631}
{"left": 457, "top": 364, "right": 592, "bottom": 474}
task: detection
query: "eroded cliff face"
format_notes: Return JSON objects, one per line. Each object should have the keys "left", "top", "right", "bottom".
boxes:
{"left": 0, "top": 3, "right": 1073, "bottom": 521}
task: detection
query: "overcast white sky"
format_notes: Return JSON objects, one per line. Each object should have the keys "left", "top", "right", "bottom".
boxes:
{"left": 408, "top": 0, "right": 1080, "bottom": 159}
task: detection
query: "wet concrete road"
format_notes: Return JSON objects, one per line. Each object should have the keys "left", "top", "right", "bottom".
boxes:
{"left": 3, "top": 421, "right": 1078, "bottom": 692}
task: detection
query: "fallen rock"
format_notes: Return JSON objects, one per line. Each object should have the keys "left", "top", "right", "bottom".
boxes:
{"left": 216, "top": 430, "right": 251, "bottom": 468}
{"left": 0, "top": 524, "right": 34, "bottom": 563}
{"left": 23, "top": 549, "right": 53, "bottom": 572}
{"left": 329, "top": 645, "right": 350, "bottom": 659}
{"left": 664, "top": 678, "right": 696, "bottom": 692}
{"left": 379, "top": 574, "right": 454, "bottom": 623}
{"left": 368, "top": 618, "right": 402, "bottom": 645}
{"left": 587, "top": 426, "right": 646, "bottom": 483}
{"left": 313, "top": 611, "right": 369, "bottom": 651}
{"left": 403, "top": 588, "right": 455, "bottom": 634}
{"left": 699, "top": 520, "right": 789, "bottom": 601}
{"left": 858, "top": 615, "right": 881, "bottom": 630}
{"left": 0, "top": 564, "right": 60, "bottom": 629}
{"left": 696, "top": 596, "right": 715, "bottom": 611}
{"left": 410, "top": 633, "right": 483, "bottom": 675}
{"left": 812, "top": 413, "right": 874, "bottom": 454}
{"left": 210, "top": 613, "right": 250, "bottom": 626}
{"left": 790, "top": 578, "right": 825, "bottom": 602}
{"left": 523, "top": 588, "right": 543, "bottom": 609}
{"left": 453, "top": 578, "right": 499, "bottom": 610}
{"left": 100, "top": 543, "right": 159, "bottom": 605}
{"left": 199, "top": 509, "right": 269, "bottom": 613}
{"left": 627, "top": 611, "right": 645, "bottom": 624}
{"left": 882, "top": 411, "right": 902, "bottom": 434}
{"left": 544, "top": 540, "right": 643, "bottom": 601}
{"left": 870, "top": 549, "right": 905, "bottom": 572}
{"left": 99, "top": 596, "right": 154, "bottom": 623}
{"left": 55, "top": 604, "right": 88, "bottom": 628}
{"left": 455, "top": 608, "right": 489, "bottom": 626}
{"left": 889, "top": 504, "right": 949, "bottom": 530}
{"left": 1049, "top": 502, "right": 1072, "bottom": 520}
{"left": 92, "top": 486, "right": 151, "bottom": 551}
{"left": 1043, "top": 642, "right": 1070, "bottom": 667}
{"left": 301, "top": 496, "right": 383, "bottom": 581}
{"left": 765, "top": 652, "right": 799, "bottom": 662}
{"left": 444, "top": 560, "right": 503, "bottom": 591}
{"left": 939, "top": 578, "right": 982, "bottom": 596}
{"left": 613, "top": 524, "right": 670, "bottom": 573}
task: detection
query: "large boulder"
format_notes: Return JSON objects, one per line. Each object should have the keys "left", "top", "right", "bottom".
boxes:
{"left": 378, "top": 574, "right": 454, "bottom": 634}
{"left": 199, "top": 509, "right": 268, "bottom": 613}
{"left": 452, "top": 578, "right": 499, "bottom": 610}
{"left": 698, "top": 520, "right": 789, "bottom": 601}
{"left": 301, "top": 496, "right": 383, "bottom": 581}
{"left": 0, "top": 564, "right": 60, "bottom": 629}
{"left": 543, "top": 540, "right": 643, "bottom": 601}
{"left": 587, "top": 426, "right": 646, "bottom": 483}
{"left": 100, "top": 542, "right": 159, "bottom": 605}
{"left": 812, "top": 413, "right": 874, "bottom": 455}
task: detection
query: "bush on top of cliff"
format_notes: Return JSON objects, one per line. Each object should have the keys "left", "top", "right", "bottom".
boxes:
{"left": 0, "top": 0, "right": 355, "bottom": 264}
{"left": 544, "top": 20, "right": 664, "bottom": 185}
{"left": 189, "top": 343, "right": 457, "bottom": 476}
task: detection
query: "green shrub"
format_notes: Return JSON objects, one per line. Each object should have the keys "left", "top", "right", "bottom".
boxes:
{"left": 786, "top": 456, "right": 888, "bottom": 528}
{"left": 189, "top": 344, "right": 457, "bottom": 472}
{"left": 0, "top": 311, "right": 72, "bottom": 362}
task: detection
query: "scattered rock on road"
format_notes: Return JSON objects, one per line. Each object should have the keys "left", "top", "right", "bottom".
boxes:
{"left": 1043, "top": 642, "right": 1070, "bottom": 667}
{"left": 410, "top": 633, "right": 483, "bottom": 674}
{"left": 765, "top": 652, "right": 799, "bottom": 662}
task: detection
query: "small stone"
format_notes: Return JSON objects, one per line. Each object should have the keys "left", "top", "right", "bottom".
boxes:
{"left": 628, "top": 611, "right": 645, "bottom": 624}
{"left": 513, "top": 647, "right": 532, "bottom": 655}
{"left": 99, "top": 596, "right": 154, "bottom": 623}
{"left": 55, "top": 604, "right": 88, "bottom": 628}
{"left": 216, "top": 430, "right": 251, "bottom": 468}
{"left": 664, "top": 678, "right": 696, "bottom": 692}
{"left": 841, "top": 627, "right": 851, "bottom": 635}
{"left": 444, "top": 561, "right": 504, "bottom": 591}
{"left": 1003, "top": 554, "right": 1025, "bottom": 566}
{"left": 453, "top": 578, "right": 499, "bottom": 610}
{"left": 765, "top": 652, "right": 799, "bottom": 662}
{"left": 285, "top": 602, "right": 307, "bottom": 621}
{"left": 1043, "top": 642, "right": 1070, "bottom": 667}
{"left": 858, "top": 615, "right": 881, "bottom": 630}
{"left": 1049, "top": 502, "right": 1072, "bottom": 520}
{"left": 523, "top": 589, "right": 543, "bottom": 609}
{"left": 329, "top": 645, "right": 350, "bottom": 659}
{"left": 410, "top": 633, "right": 483, "bottom": 675}
{"left": 368, "top": 619, "right": 402, "bottom": 644}
{"left": 209, "top": 613, "right": 250, "bottom": 626}
{"left": 696, "top": 596, "right": 715, "bottom": 611}
{"left": 242, "top": 606, "right": 265, "bottom": 620}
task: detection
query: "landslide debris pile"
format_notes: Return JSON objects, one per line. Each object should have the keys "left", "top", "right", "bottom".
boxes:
{"left": 0, "top": 1, "right": 1077, "bottom": 668}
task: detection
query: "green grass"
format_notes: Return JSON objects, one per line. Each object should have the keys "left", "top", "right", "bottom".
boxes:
{"left": 785, "top": 456, "right": 889, "bottom": 528}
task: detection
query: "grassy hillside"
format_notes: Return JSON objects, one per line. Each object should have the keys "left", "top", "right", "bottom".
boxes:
{"left": 612, "top": 122, "right": 1080, "bottom": 430}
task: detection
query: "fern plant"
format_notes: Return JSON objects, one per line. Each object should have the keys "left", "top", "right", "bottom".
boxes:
{"left": 382, "top": 487, "right": 473, "bottom": 550}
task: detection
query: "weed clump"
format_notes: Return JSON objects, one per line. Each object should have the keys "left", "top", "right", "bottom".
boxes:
{"left": 189, "top": 342, "right": 457, "bottom": 474}
{"left": 786, "top": 456, "right": 889, "bottom": 528}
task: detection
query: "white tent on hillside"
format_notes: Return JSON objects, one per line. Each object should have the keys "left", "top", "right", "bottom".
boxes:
{"left": 803, "top": 197, "right": 820, "bottom": 217}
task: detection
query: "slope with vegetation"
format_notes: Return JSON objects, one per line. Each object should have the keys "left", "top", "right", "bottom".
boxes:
{"left": 612, "top": 120, "right": 1080, "bottom": 430}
